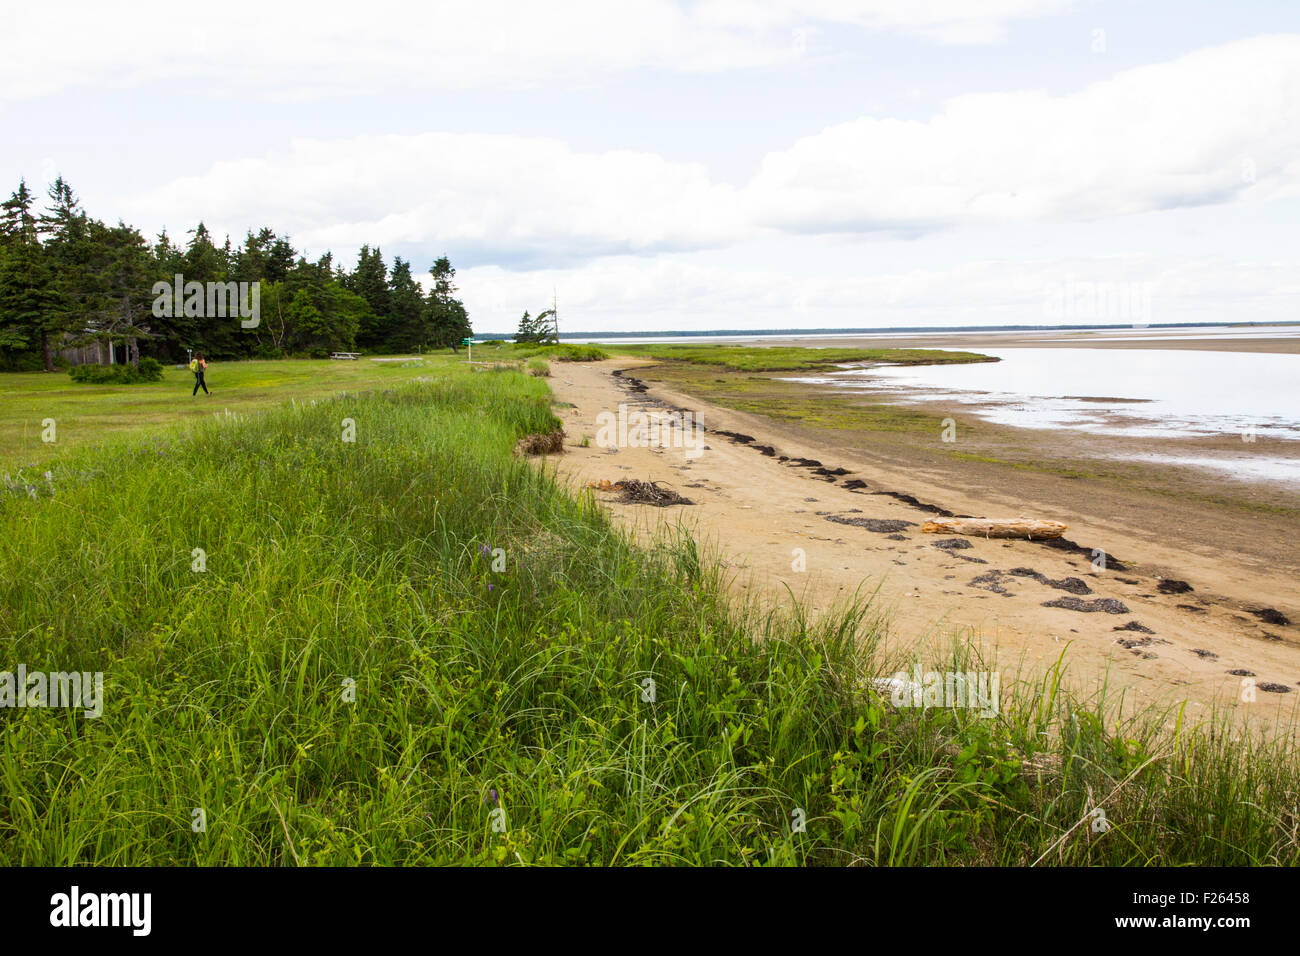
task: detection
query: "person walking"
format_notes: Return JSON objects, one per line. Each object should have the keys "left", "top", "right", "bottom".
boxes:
{"left": 190, "top": 353, "right": 210, "bottom": 396}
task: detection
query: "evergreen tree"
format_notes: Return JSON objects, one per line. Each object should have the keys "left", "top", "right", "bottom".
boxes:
{"left": 426, "top": 256, "right": 471, "bottom": 350}
{"left": 0, "top": 237, "right": 62, "bottom": 369}
{"left": 284, "top": 289, "right": 325, "bottom": 356}
{"left": 232, "top": 229, "right": 269, "bottom": 284}
{"left": 0, "top": 177, "right": 472, "bottom": 365}
{"left": 183, "top": 222, "right": 224, "bottom": 283}
{"left": 0, "top": 242, "right": 24, "bottom": 353}
{"left": 514, "top": 310, "right": 537, "bottom": 344}
{"left": 513, "top": 306, "right": 556, "bottom": 345}
{"left": 343, "top": 245, "right": 391, "bottom": 348}
{"left": 0, "top": 180, "right": 63, "bottom": 369}
{"left": 38, "top": 177, "right": 92, "bottom": 367}
{"left": 83, "top": 221, "right": 155, "bottom": 365}
{"left": 264, "top": 234, "right": 296, "bottom": 283}
{"left": 0, "top": 179, "right": 39, "bottom": 243}
{"left": 182, "top": 222, "right": 245, "bottom": 358}
{"left": 146, "top": 229, "right": 188, "bottom": 360}
{"left": 386, "top": 257, "right": 426, "bottom": 352}
{"left": 312, "top": 283, "right": 365, "bottom": 354}
{"left": 533, "top": 308, "right": 558, "bottom": 345}
{"left": 38, "top": 177, "right": 85, "bottom": 244}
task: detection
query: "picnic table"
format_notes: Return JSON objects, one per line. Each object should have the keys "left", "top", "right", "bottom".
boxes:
{"left": 330, "top": 352, "right": 361, "bottom": 360}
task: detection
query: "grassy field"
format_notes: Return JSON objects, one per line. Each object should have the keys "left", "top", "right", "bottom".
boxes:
{"left": 613, "top": 343, "right": 995, "bottom": 371}
{"left": 1, "top": 358, "right": 1298, "bottom": 864}
{"left": 472, "top": 342, "right": 609, "bottom": 363}
{"left": 0, "top": 356, "right": 453, "bottom": 469}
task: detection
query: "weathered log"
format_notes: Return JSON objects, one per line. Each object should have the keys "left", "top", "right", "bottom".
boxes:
{"left": 921, "top": 517, "right": 1067, "bottom": 539}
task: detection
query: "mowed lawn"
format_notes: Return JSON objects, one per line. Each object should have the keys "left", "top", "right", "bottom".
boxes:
{"left": 0, "top": 356, "right": 458, "bottom": 469}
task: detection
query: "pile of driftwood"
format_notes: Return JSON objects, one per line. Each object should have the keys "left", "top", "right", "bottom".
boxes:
{"left": 921, "top": 517, "right": 1067, "bottom": 539}
{"left": 587, "top": 478, "right": 693, "bottom": 506}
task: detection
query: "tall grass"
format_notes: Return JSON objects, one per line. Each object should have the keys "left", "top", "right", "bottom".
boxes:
{"left": 501, "top": 343, "right": 608, "bottom": 362}
{"left": 0, "top": 364, "right": 1296, "bottom": 865}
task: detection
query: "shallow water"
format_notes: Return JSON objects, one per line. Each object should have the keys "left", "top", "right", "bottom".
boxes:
{"left": 787, "top": 347, "right": 1300, "bottom": 486}
{"left": 1123, "top": 452, "right": 1300, "bottom": 486}
{"left": 793, "top": 348, "right": 1300, "bottom": 439}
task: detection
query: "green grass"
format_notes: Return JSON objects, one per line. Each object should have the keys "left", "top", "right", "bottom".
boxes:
{"left": 614, "top": 343, "right": 995, "bottom": 371}
{"left": 0, "top": 356, "right": 445, "bottom": 468}
{"left": 474, "top": 342, "right": 609, "bottom": 362}
{"left": 1, "top": 360, "right": 1297, "bottom": 865}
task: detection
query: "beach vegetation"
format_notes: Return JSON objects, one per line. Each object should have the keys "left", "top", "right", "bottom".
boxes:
{"left": 1, "top": 358, "right": 1296, "bottom": 865}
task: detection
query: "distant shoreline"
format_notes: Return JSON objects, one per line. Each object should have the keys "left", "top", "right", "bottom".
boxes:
{"left": 472, "top": 321, "right": 1300, "bottom": 343}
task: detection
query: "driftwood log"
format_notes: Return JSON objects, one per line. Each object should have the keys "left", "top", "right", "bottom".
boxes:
{"left": 921, "top": 517, "right": 1067, "bottom": 539}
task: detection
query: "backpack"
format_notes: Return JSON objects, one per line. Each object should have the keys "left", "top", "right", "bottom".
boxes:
{"left": 189, "top": 359, "right": 198, "bottom": 372}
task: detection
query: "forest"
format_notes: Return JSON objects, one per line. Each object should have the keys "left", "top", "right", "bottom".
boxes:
{"left": 0, "top": 177, "right": 472, "bottom": 370}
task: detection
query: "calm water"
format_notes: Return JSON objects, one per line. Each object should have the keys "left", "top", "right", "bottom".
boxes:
{"left": 788, "top": 347, "right": 1300, "bottom": 486}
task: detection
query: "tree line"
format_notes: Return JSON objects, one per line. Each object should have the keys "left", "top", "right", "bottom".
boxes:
{"left": 0, "top": 177, "right": 472, "bottom": 370}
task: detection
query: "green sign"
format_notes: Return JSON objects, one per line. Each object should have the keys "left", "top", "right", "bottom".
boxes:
{"left": 462, "top": 338, "right": 472, "bottom": 345}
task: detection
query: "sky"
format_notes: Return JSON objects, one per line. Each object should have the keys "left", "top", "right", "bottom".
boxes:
{"left": 2, "top": 0, "right": 1298, "bottom": 333}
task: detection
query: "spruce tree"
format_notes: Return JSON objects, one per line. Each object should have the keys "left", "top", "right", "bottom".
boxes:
{"left": 343, "top": 245, "right": 391, "bottom": 349}
{"left": 515, "top": 310, "right": 530, "bottom": 343}
{"left": 0, "top": 180, "right": 63, "bottom": 369}
{"left": 386, "top": 257, "right": 426, "bottom": 352}
{"left": 426, "top": 257, "right": 471, "bottom": 350}
{"left": 38, "top": 177, "right": 91, "bottom": 368}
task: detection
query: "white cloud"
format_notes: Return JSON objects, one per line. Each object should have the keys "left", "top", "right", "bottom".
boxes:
{"left": 747, "top": 35, "right": 1300, "bottom": 233}
{"left": 1, "top": 0, "right": 1078, "bottom": 103}
{"left": 696, "top": 0, "right": 1078, "bottom": 45}
{"left": 124, "top": 133, "right": 747, "bottom": 266}
{"left": 457, "top": 253, "right": 1300, "bottom": 333}
{"left": 116, "top": 35, "right": 1300, "bottom": 265}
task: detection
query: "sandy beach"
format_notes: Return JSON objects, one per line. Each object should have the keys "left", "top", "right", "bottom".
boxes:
{"left": 544, "top": 331, "right": 1300, "bottom": 734}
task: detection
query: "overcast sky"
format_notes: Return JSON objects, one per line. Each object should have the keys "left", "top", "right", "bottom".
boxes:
{"left": 3, "top": 0, "right": 1297, "bottom": 332}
